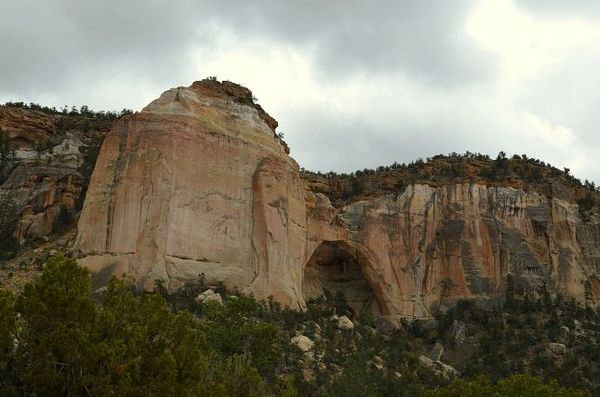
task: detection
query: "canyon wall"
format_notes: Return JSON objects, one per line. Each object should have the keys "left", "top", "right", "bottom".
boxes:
{"left": 74, "top": 80, "right": 306, "bottom": 307}
{"left": 0, "top": 107, "right": 108, "bottom": 242}
{"left": 305, "top": 184, "right": 600, "bottom": 318}
{"left": 75, "top": 80, "right": 600, "bottom": 317}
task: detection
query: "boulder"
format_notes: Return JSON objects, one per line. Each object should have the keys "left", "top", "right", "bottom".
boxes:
{"left": 291, "top": 335, "right": 314, "bottom": 352}
{"left": 419, "top": 355, "right": 435, "bottom": 368}
{"left": 419, "top": 355, "right": 459, "bottom": 380}
{"left": 437, "top": 361, "right": 460, "bottom": 379}
{"left": 371, "top": 355, "right": 385, "bottom": 371}
{"left": 450, "top": 320, "right": 467, "bottom": 346}
{"left": 538, "top": 348, "right": 555, "bottom": 360}
{"left": 202, "top": 293, "right": 223, "bottom": 306}
{"left": 426, "top": 342, "right": 444, "bottom": 361}
{"left": 313, "top": 322, "right": 322, "bottom": 336}
{"left": 549, "top": 342, "right": 567, "bottom": 355}
{"left": 374, "top": 315, "right": 404, "bottom": 334}
{"left": 337, "top": 315, "right": 354, "bottom": 331}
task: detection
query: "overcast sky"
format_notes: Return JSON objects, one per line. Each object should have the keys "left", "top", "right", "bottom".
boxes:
{"left": 1, "top": 1, "right": 599, "bottom": 183}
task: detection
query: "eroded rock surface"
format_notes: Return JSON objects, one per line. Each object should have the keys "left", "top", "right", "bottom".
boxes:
{"left": 75, "top": 80, "right": 302, "bottom": 305}
{"left": 0, "top": 106, "right": 110, "bottom": 243}
{"left": 75, "top": 80, "right": 600, "bottom": 318}
{"left": 306, "top": 183, "right": 600, "bottom": 317}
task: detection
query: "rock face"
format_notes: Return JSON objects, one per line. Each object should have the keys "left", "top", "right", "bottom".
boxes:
{"left": 0, "top": 107, "right": 109, "bottom": 242}
{"left": 0, "top": 107, "right": 55, "bottom": 149}
{"left": 418, "top": 355, "right": 460, "bottom": 379}
{"left": 305, "top": 183, "right": 600, "bottom": 317}
{"left": 75, "top": 80, "right": 305, "bottom": 306}
{"left": 75, "top": 79, "right": 600, "bottom": 318}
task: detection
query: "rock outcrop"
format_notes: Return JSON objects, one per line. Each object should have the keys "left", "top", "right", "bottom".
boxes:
{"left": 305, "top": 183, "right": 600, "bottom": 317}
{"left": 418, "top": 355, "right": 460, "bottom": 379}
{"left": 0, "top": 107, "right": 55, "bottom": 148}
{"left": 75, "top": 80, "right": 305, "bottom": 306}
{"left": 75, "top": 79, "right": 600, "bottom": 318}
{"left": 0, "top": 107, "right": 110, "bottom": 242}
{"left": 291, "top": 335, "right": 314, "bottom": 352}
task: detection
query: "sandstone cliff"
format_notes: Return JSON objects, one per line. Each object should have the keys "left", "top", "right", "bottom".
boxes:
{"left": 75, "top": 80, "right": 600, "bottom": 318}
{"left": 0, "top": 106, "right": 111, "bottom": 243}
{"left": 305, "top": 183, "right": 600, "bottom": 318}
{"left": 74, "top": 80, "right": 306, "bottom": 307}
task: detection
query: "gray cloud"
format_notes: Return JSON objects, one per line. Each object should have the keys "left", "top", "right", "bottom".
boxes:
{"left": 212, "top": 0, "right": 494, "bottom": 85}
{"left": 0, "top": 1, "right": 598, "bottom": 184}
{"left": 0, "top": 0, "right": 491, "bottom": 101}
{"left": 0, "top": 0, "right": 206, "bottom": 97}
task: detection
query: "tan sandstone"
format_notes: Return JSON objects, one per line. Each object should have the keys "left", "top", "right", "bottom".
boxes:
{"left": 75, "top": 80, "right": 600, "bottom": 318}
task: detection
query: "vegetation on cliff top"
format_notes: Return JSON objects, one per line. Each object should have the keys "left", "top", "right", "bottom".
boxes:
{"left": 302, "top": 151, "right": 600, "bottom": 209}
{"left": 2, "top": 101, "right": 133, "bottom": 121}
{"left": 4, "top": 99, "right": 597, "bottom": 211}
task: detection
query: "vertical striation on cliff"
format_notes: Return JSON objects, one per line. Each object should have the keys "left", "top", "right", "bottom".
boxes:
{"left": 75, "top": 80, "right": 305, "bottom": 306}
{"left": 305, "top": 183, "right": 600, "bottom": 318}
{"left": 0, "top": 106, "right": 112, "bottom": 243}
{"left": 75, "top": 80, "right": 600, "bottom": 318}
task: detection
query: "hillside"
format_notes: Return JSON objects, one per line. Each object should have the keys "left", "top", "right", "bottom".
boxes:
{"left": 1, "top": 82, "right": 600, "bottom": 395}
{"left": 301, "top": 152, "right": 600, "bottom": 211}
{"left": 0, "top": 256, "right": 596, "bottom": 396}
{"left": 0, "top": 103, "right": 121, "bottom": 288}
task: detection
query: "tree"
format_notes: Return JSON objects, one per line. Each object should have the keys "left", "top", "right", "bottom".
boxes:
{"left": 583, "top": 279, "right": 593, "bottom": 311}
{"left": 494, "top": 151, "right": 508, "bottom": 176}
{"left": 0, "top": 256, "right": 275, "bottom": 396}
{"left": 0, "top": 129, "right": 9, "bottom": 180}
{"left": 201, "top": 293, "right": 282, "bottom": 378}
{"left": 0, "top": 193, "right": 19, "bottom": 260}
{"left": 11, "top": 256, "right": 96, "bottom": 396}
{"left": 426, "top": 374, "right": 590, "bottom": 397}
{"left": 0, "top": 289, "right": 16, "bottom": 389}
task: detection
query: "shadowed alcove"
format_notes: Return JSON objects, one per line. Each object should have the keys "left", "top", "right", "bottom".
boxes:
{"left": 302, "top": 241, "right": 383, "bottom": 316}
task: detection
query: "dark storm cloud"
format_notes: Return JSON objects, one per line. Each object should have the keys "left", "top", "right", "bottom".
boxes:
{"left": 0, "top": 0, "right": 491, "bottom": 100}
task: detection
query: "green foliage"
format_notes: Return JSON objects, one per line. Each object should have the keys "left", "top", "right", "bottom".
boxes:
{"left": 0, "top": 129, "right": 11, "bottom": 182}
{"left": 202, "top": 293, "right": 282, "bottom": 378}
{"left": 0, "top": 289, "right": 16, "bottom": 388}
{"left": 11, "top": 256, "right": 96, "bottom": 395}
{"left": 0, "top": 193, "right": 19, "bottom": 260}
{"left": 0, "top": 256, "right": 275, "bottom": 396}
{"left": 426, "top": 374, "right": 590, "bottom": 397}
{"left": 3, "top": 101, "right": 133, "bottom": 121}
{"left": 434, "top": 290, "right": 600, "bottom": 393}
{"left": 0, "top": 256, "right": 597, "bottom": 396}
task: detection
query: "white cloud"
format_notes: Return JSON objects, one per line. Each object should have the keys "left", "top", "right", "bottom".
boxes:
{"left": 468, "top": 0, "right": 600, "bottom": 81}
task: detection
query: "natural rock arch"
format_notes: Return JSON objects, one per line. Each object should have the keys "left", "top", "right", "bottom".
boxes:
{"left": 302, "top": 240, "right": 390, "bottom": 316}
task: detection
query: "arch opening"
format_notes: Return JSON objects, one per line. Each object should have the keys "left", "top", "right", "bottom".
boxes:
{"left": 303, "top": 241, "right": 383, "bottom": 317}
